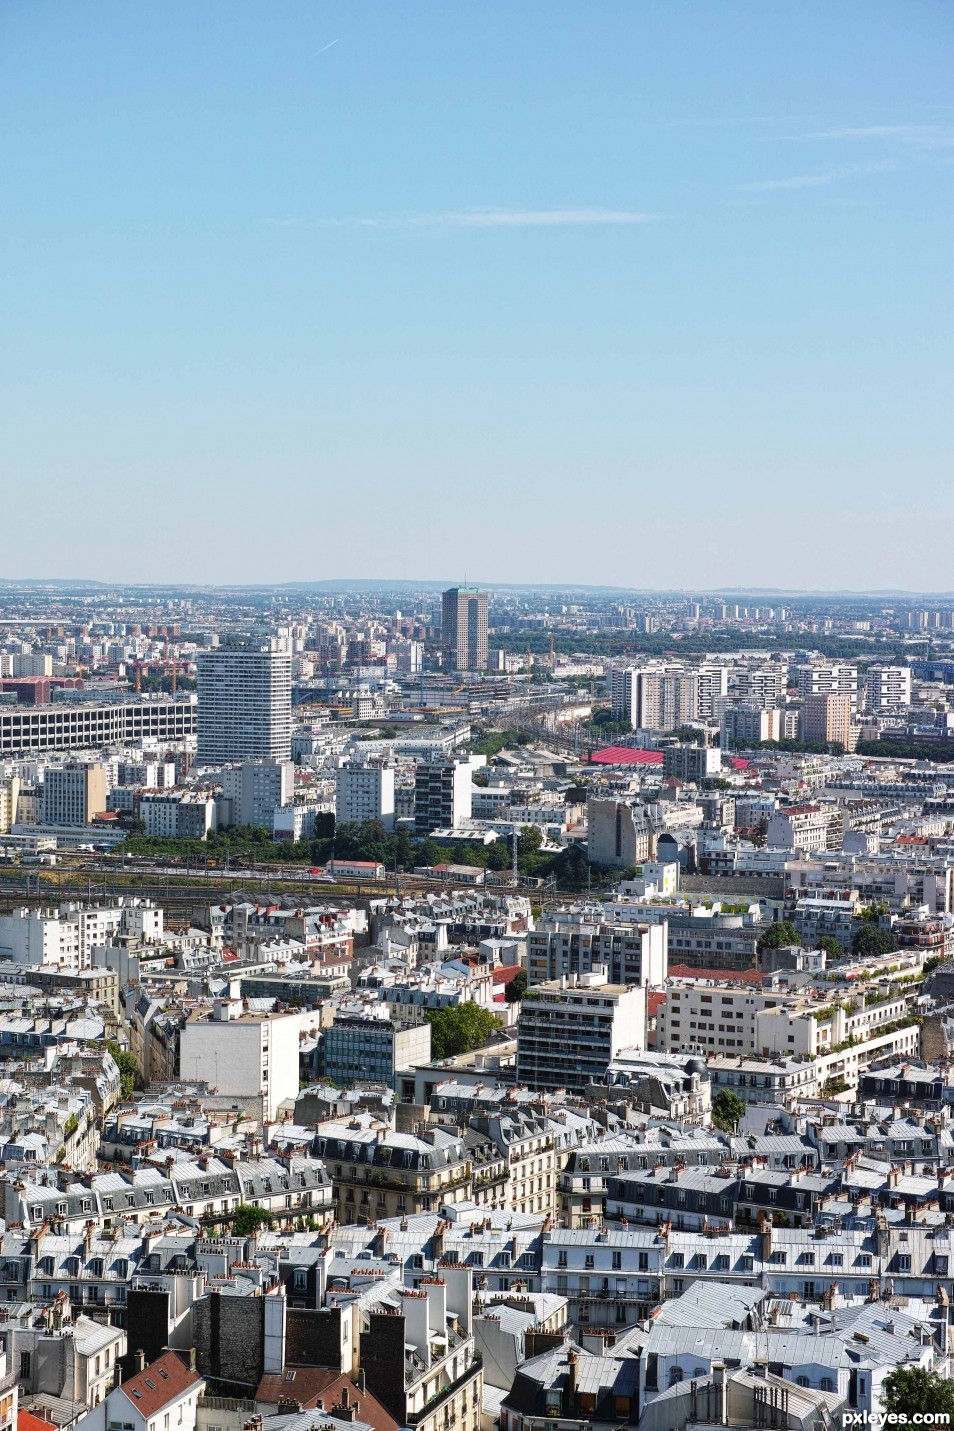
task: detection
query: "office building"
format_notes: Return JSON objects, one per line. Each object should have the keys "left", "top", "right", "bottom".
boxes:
{"left": 414, "top": 758, "right": 472, "bottom": 832}
{"left": 319, "top": 1012, "right": 430, "bottom": 1088}
{"left": 196, "top": 635, "right": 292, "bottom": 765}
{"left": 662, "top": 743, "right": 722, "bottom": 781}
{"left": 335, "top": 762, "right": 395, "bottom": 831}
{"left": 516, "top": 972, "right": 647, "bottom": 1094}
{"left": 41, "top": 763, "right": 109, "bottom": 827}
{"left": 441, "top": 587, "right": 489, "bottom": 672}
{"left": 0, "top": 696, "right": 196, "bottom": 757}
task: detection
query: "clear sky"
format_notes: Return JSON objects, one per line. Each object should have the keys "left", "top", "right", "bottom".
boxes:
{"left": 2, "top": 1, "right": 952, "bottom": 589}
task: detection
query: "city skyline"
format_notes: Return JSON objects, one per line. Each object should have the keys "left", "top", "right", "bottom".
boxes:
{"left": 2, "top": 2, "right": 952, "bottom": 588}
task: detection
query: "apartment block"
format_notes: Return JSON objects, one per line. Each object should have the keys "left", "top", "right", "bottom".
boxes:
{"left": 516, "top": 973, "right": 647, "bottom": 1094}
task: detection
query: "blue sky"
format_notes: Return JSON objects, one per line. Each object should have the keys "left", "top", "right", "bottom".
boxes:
{"left": 1, "top": 1, "right": 952, "bottom": 589}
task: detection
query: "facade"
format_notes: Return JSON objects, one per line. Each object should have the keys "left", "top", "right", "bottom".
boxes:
{"left": 766, "top": 803, "right": 842, "bottom": 852}
{"left": 335, "top": 763, "right": 396, "bottom": 831}
{"left": 662, "top": 744, "right": 721, "bottom": 781}
{"left": 0, "top": 696, "right": 196, "bottom": 757}
{"left": 196, "top": 635, "right": 292, "bottom": 765}
{"left": 441, "top": 586, "right": 489, "bottom": 672}
{"left": 721, "top": 704, "right": 781, "bottom": 747}
{"left": 319, "top": 1013, "right": 431, "bottom": 1087}
{"left": 527, "top": 915, "right": 667, "bottom": 987}
{"left": 41, "top": 763, "right": 109, "bottom": 827}
{"left": 516, "top": 975, "right": 647, "bottom": 1094}
{"left": 312, "top": 1123, "right": 472, "bottom": 1220}
{"left": 611, "top": 665, "right": 698, "bottom": 732}
{"left": 800, "top": 693, "right": 854, "bottom": 748}
{"left": 414, "top": 758, "right": 472, "bottom": 832}
{"left": 865, "top": 664, "right": 912, "bottom": 710}
{"left": 796, "top": 663, "right": 859, "bottom": 705}
{"left": 179, "top": 1000, "right": 321, "bottom": 1120}
{"left": 586, "top": 798, "right": 652, "bottom": 867}
{"left": 220, "top": 760, "right": 294, "bottom": 828}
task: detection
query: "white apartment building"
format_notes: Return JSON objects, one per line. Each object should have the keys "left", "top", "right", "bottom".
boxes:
{"left": 179, "top": 1000, "right": 323, "bottom": 1121}
{"left": 796, "top": 662, "right": 859, "bottom": 708}
{"left": 336, "top": 762, "right": 396, "bottom": 831}
{"left": 658, "top": 980, "right": 919, "bottom": 1062}
{"left": 728, "top": 663, "right": 787, "bottom": 708}
{"left": 414, "top": 758, "right": 472, "bottom": 832}
{"left": 516, "top": 972, "right": 647, "bottom": 1093}
{"left": 865, "top": 664, "right": 912, "bottom": 711}
{"left": 220, "top": 759, "right": 294, "bottom": 828}
{"left": 611, "top": 664, "right": 699, "bottom": 731}
{"left": 695, "top": 663, "right": 730, "bottom": 719}
{"left": 0, "top": 901, "right": 163, "bottom": 970}
{"left": 196, "top": 634, "right": 292, "bottom": 765}
{"left": 765, "top": 804, "right": 842, "bottom": 853}
{"left": 528, "top": 914, "right": 667, "bottom": 986}
{"left": 42, "top": 763, "right": 109, "bottom": 827}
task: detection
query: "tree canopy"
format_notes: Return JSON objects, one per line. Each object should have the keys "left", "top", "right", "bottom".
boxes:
{"left": 231, "top": 1203, "right": 273, "bottom": 1237}
{"left": 881, "top": 1367, "right": 954, "bottom": 1421}
{"left": 851, "top": 925, "right": 898, "bottom": 958}
{"left": 757, "top": 921, "right": 801, "bottom": 951}
{"left": 426, "top": 1003, "right": 501, "bottom": 1060}
{"left": 504, "top": 970, "right": 528, "bottom": 1003}
{"left": 712, "top": 1089, "right": 746, "bottom": 1132}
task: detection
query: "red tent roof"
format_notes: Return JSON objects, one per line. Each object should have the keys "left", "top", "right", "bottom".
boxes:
{"left": 590, "top": 746, "right": 663, "bottom": 766}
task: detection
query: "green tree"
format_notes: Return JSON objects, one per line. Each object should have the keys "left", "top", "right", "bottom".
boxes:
{"left": 851, "top": 925, "right": 898, "bottom": 958}
{"left": 818, "top": 936, "right": 844, "bottom": 959}
{"left": 426, "top": 1004, "right": 501, "bottom": 1060}
{"left": 106, "top": 1041, "right": 141, "bottom": 1099}
{"left": 504, "top": 970, "right": 528, "bottom": 1003}
{"left": 757, "top": 921, "right": 801, "bottom": 951}
{"left": 231, "top": 1203, "right": 274, "bottom": 1237}
{"left": 881, "top": 1368, "right": 954, "bottom": 1422}
{"left": 712, "top": 1089, "right": 746, "bottom": 1133}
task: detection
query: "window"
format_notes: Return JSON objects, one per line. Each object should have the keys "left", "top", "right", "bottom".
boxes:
{"left": 821, "top": 1378, "right": 835, "bottom": 1393}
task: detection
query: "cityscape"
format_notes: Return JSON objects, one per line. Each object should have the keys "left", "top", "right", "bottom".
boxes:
{"left": 4, "top": 2, "right": 953, "bottom": 1430}
{"left": 1, "top": 579, "right": 954, "bottom": 1431}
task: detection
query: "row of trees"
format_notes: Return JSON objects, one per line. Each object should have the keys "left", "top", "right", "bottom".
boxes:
{"left": 756, "top": 920, "right": 899, "bottom": 959}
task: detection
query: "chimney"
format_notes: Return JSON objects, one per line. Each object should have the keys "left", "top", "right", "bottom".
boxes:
{"left": 563, "top": 1350, "right": 578, "bottom": 1415}
{"left": 713, "top": 1361, "right": 729, "bottom": 1425}
{"left": 759, "top": 1215, "right": 773, "bottom": 1262}
{"left": 356, "top": 1369, "right": 366, "bottom": 1394}
{"left": 133, "top": 1349, "right": 146, "bottom": 1373}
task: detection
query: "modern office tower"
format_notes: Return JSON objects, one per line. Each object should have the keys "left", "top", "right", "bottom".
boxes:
{"left": 441, "top": 587, "right": 489, "bottom": 672}
{"left": 336, "top": 763, "right": 396, "bottom": 831}
{"left": 42, "top": 763, "right": 109, "bottom": 827}
{"left": 414, "top": 758, "right": 472, "bottom": 833}
{"left": 865, "top": 664, "right": 913, "bottom": 711}
{"left": 196, "top": 634, "right": 292, "bottom": 765}
{"left": 800, "top": 693, "right": 853, "bottom": 747}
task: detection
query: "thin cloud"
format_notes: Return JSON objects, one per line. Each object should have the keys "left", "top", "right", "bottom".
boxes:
{"left": 313, "top": 38, "right": 339, "bottom": 56}
{"left": 363, "top": 207, "right": 658, "bottom": 229}
{"left": 738, "top": 161, "right": 894, "bottom": 192}
{"left": 269, "top": 207, "right": 659, "bottom": 231}
{"left": 809, "top": 124, "right": 954, "bottom": 149}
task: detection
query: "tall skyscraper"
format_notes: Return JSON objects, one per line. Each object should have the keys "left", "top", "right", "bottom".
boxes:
{"left": 441, "top": 587, "right": 488, "bottom": 672}
{"left": 196, "top": 634, "right": 292, "bottom": 765}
